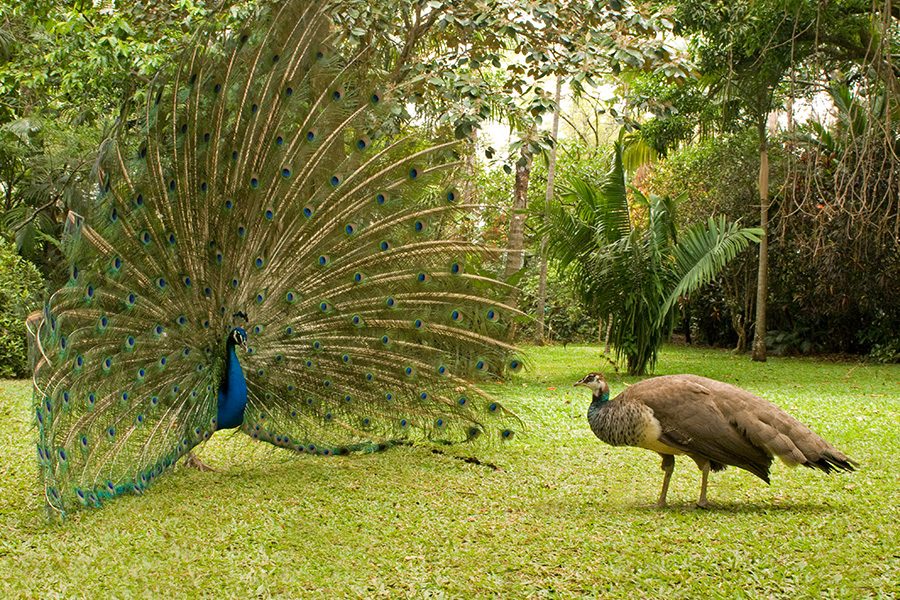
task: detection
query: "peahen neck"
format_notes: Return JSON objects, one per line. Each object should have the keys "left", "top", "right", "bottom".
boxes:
{"left": 216, "top": 334, "right": 248, "bottom": 429}
{"left": 587, "top": 389, "right": 610, "bottom": 420}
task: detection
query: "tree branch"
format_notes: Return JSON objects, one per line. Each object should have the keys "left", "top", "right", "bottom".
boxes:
{"left": 13, "top": 196, "right": 59, "bottom": 233}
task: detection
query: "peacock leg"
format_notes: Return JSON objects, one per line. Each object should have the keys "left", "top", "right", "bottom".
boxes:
{"left": 696, "top": 462, "right": 710, "bottom": 509}
{"left": 183, "top": 451, "right": 216, "bottom": 472}
{"left": 657, "top": 454, "right": 675, "bottom": 508}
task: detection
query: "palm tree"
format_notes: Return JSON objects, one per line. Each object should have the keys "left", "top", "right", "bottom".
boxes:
{"left": 541, "top": 144, "right": 761, "bottom": 375}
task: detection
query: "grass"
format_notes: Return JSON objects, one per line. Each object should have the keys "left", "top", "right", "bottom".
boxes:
{"left": 1, "top": 344, "right": 898, "bottom": 598}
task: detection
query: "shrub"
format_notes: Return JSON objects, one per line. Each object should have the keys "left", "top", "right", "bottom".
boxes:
{"left": 640, "top": 127, "right": 900, "bottom": 358}
{"left": 0, "top": 240, "right": 45, "bottom": 377}
{"left": 515, "top": 262, "right": 598, "bottom": 345}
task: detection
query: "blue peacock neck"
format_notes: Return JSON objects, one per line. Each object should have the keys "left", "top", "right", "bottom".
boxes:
{"left": 216, "top": 330, "right": 248, "bottom": 429}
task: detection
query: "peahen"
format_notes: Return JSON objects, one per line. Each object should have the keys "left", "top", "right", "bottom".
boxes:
{"left": 574, "top": 373, "right": 856, "bottom": 508}
{"left": 27, "top": 1, "right": 521, "bottom": 517}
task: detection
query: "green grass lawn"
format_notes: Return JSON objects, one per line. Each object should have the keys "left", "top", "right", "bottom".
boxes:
{"left": 1, "top": 345, "right": 898, "bottom": 598}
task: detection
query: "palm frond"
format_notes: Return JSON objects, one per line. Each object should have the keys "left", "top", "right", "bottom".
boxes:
{"left": 595, "top": 142, "right": 631, "bottom": 243}
{"left": 541, "top": 187, "right": 600, "bottom": 269}
{"left": 658, "top": 216, "right": 762, "bottom": 324}
{"left": 646, "top": 192, "right": 679, "bottom": 250}
{"left": 543, "top": 144, "right": 631, "bottom": 269}
{"left": 619, "top": 129, "right": 658, "bottom": 174}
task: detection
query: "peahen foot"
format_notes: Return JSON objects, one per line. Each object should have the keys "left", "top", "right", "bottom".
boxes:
{"left": 183, "top": 452, "right": 216, "bottom": 472}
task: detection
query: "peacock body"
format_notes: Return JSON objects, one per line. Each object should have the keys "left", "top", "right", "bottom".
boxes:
{"left": 28, "top": 1, "right": 520, "bottom": 517}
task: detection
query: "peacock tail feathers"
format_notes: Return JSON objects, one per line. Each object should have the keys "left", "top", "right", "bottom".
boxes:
{"left": 28, "top": 0, "right": 522, "bottom": 517}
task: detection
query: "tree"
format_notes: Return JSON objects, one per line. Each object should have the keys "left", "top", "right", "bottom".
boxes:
{"left": 0, "top": 1, "right": 244, "bottom": 278}
{"left": 628, "top": 0, "right": 898, "bottom": 360}
{"left": 541, "top": 144, "right": 761, "bottom": 374}
{"left": 331, "top": 0, "right": 686, "bottom": 297}
{"left": 535, "top": 77, "right": 563, "bottom": 344}
{"left": 0, "top": 239, "right": 44, "bottom": 377}
{"left": 1, "top": 0, "right": 686, "bottom": 289}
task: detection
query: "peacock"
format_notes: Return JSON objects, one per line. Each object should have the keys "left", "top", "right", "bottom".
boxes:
{"left": 27, "top": 1, "right": 522, "bottom": 517}
{"left": 574, "top": 373, "right": 856, "bottom": 508}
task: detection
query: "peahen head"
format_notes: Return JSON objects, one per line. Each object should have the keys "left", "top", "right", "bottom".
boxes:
{"left": 228, "top": 327, "right": 249, "bottom": 353}
{"left": 574, "top": 372, "right": 609, "bottom": 397}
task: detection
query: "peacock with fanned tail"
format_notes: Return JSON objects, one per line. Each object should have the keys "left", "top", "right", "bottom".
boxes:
{"left": 27, "top": 0, "right": 522, "bottom": 517}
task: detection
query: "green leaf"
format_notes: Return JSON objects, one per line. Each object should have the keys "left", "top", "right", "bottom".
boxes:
{"left": 657, "top": 217, "right": 762, "bottom": 324}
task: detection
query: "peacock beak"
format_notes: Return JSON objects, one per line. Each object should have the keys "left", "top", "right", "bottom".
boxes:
{"left": 240, "top": 339, "right": 249, "bottom": 353}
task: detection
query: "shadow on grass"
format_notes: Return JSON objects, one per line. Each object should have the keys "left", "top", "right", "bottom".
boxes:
{"left": 529, "top": 494, "right": 847, "bottom": 521}
{"left": 631, "top": 500, "right": 847, "bottom": 514}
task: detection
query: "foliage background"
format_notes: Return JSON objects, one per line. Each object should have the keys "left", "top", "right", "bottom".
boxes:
{"left": 0, "top": 240, "right": 43, "bottom": 377}
{"left": 0, "top": 0, "right": 897, "bottom": 377}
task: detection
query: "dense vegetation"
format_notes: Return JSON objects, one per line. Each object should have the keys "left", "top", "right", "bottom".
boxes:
{"left": 0, "top": 0, "right": 897, "bottom": 374}
{"left": 0, "top": 240, "right": 43, "bottom": 377}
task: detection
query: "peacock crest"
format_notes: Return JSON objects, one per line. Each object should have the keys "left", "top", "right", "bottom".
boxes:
{"left": 28, "top": 1, "right": 521, "bottom": 517}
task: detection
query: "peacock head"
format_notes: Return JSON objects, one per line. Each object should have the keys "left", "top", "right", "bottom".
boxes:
{"left": 229, "top": 327, "right": 249, "bottom": 353}
{"left": 574, "top": 372, "right": 609, "bottom": 395}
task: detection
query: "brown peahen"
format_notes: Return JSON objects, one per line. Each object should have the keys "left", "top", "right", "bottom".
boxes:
{"left": 574, "top": 372, "right": 857, "bottom": 508}
{"left": 27, "top": 0, "right": 521, "bottom": 518}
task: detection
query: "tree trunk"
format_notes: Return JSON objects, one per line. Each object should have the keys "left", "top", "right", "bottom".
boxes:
{"left": 751, "top": 116, "right": 769, "bottom": 362}
{"left": 462, "top": 129, "right": 478, "bottom": 204}
{"left": 535, "top": 78, "right": 562, "bottom": 345}
{"left": 604, "top": 314, "right": 613, "bottom": 354}
{"left": 683, "top": 310, "right": 692, "bottom": 345}
{"left": 504, "top": 145, "right": 533, "bottom": 285}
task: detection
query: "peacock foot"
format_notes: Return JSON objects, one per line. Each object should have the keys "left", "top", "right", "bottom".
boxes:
{"left": 183, "top": 452, "right": 216, "bottom": 472}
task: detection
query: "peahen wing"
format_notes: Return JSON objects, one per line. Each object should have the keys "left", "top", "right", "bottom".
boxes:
{"left": 30, "top": 0, "right": 521, "bottom": 515}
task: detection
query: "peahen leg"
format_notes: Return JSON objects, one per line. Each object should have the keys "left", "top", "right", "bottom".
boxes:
{"left": 696, "top": 461, "right": 710, "bottom": 509}
{"left": 657, "top": 454, "right": 675, "bottom": 508}
{"left": 183, "top": 451, "right": 216, "bottom": 472}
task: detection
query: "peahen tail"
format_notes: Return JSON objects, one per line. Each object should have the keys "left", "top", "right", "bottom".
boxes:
{"left": 29, "top": 0, "right": 522, "bottom": 517}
